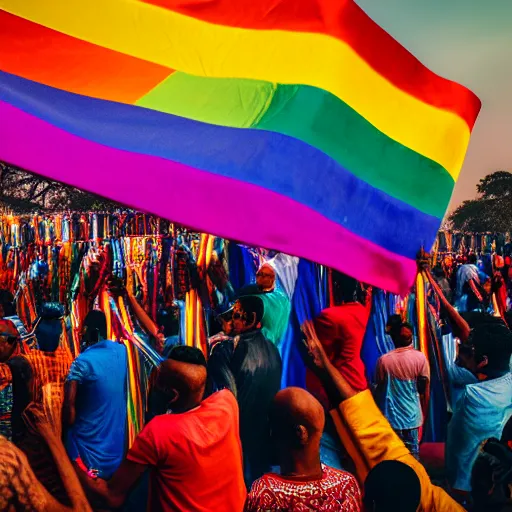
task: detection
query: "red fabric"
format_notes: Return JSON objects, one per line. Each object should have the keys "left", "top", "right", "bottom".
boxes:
{"left": 244, "top": 466, "right": 362, "bottom": 511}
{"left": 127, "top": 390, "right": 246, "bottom": 512}
{"left": 307, "top": 301, "right": 371, "bottom": 408}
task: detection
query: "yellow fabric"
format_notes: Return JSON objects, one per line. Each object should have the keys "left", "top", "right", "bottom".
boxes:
{"left": 330, "top": 390, "right": 465, "bottom": 512}
{"left": 1, "top": 0, "right": 469, "bottom": 178}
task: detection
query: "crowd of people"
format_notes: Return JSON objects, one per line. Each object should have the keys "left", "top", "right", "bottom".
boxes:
{"left": 0, "top": 254, "right": 511, "bottom": 511}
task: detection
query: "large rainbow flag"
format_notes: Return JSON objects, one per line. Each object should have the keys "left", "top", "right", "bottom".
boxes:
{"left": 0, "top": 1, "right": 480, "bottom": 294}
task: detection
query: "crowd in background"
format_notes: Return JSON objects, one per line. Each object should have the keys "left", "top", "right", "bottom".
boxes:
{"left": 0, "top": 253, "right": 511, "bottom": 511}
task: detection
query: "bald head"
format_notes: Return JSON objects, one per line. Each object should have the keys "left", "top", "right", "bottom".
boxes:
{"left": 157, "top": 346, "right": 207, "bottom": 412}
{"left": 256, "top": 263, "right": 276, "bottom": 292}
{"left": 270, "top": 387, "right": 325, "bottom": 448}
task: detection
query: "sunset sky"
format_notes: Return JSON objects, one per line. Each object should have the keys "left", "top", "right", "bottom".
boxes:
{"left": 356, "top": 0, "right": 512, "bottom": 213}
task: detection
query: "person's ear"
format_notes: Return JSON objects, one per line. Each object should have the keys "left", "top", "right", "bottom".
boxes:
{"left": 295, "top": 425, "right": 309, "bottom": 445}
{"left": 247, "top": 312, "right": 257, "bottom": 330}
{"left": 167, "top": 388, "right": 179, "bottom": 405}
{"left": 476, "top": 355, "right": 489, "bottom": 370}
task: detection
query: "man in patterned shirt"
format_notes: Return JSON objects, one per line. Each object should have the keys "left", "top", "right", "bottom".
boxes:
{"left": 245, "top": 387, "right": 361, "bottom": 511}
{"left": 0, "top": 405, "right": 91, "bottom": 512}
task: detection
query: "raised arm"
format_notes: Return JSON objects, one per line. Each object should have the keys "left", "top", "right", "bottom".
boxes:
{"left": 23, "top": 405, "right": 92, "bottom": 512}
{"left": 423, "top": 268, "right": 471, "bottom": 343}
{"left": 300, "top": 320, "right": 465, "bottom": 512}
{"left": 63, "top": 380, "right": 78, "bottom": 426}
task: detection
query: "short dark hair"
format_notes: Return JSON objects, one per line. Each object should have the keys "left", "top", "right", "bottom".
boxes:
{"left": 432, "top": 265, "right": 445, "bottom": 278}
{"left": 386, "top": 314, "right": 402, "bottom": 333}
{"left": 364, "top": 460, "right": 421, "bottom": 512}
{"left": 470, "top": 323, "right": 512, "bottom": 371}
{"left": 461, "top": 312, "right": 505, "bottom": 330}
{"left": 237, "top": 296, "right": 264, "bottom": 324}
{"left": 332, "top": 271, "right": 358, "bottom": 304}
{"left": 394, "top": 323, "right": 414, "bottom": 348}
{"left": 468, "top": 254, "right": 478, "bottom": 264}
{"left": 83, "top": 310, "right": 108, "bottom": 339}
{"left": 168, "top": 345, "right": 207, "bottom": 368}
{"left": 157, "top": 307, "right": 180, "bottom": 338}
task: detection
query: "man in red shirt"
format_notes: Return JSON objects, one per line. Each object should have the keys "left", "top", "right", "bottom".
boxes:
{"left": 81, "top": 346, "right": 246, "bottom": 512}
{"left": 305, "top": 273, "right": 371, "bottom": 471}
{"left": 306, "top": 273, "right": 371, "bottom": 409}
{"left": 245, "top": 387, "right": 361, "bottom": 511}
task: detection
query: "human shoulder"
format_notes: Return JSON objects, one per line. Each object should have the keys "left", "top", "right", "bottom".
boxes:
{"left": 409, "top": 347, "right": 428, "bottom": 363}
{"left": 317, "top": 306, "right": 343, "bottom": 320}
{"left": 313, "top": 308, "right": 339, "bottom": 333}
{"left": 324, "top": 465, "right": 361, "bottom": 487}
{"left": 378, "top": 349, "right": 396, "bottom": 366}
{"left": 204, "top": 388, "right": 238, "bottom": 412}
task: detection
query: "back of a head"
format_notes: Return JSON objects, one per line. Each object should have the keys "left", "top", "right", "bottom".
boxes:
{"left": 332, "top": 271, "right": 358, "bottom": 304}
{"left": 157, "top": 306, "right": 180, "bottom": 338}
{"left": 461, "top": 312, "right": 505, "bottom": 330}
{"left": 432, "top": 265, "right": 446, "bottom": 279}
{"left": 269, "top": 387, "right": 324, "bottom": 449}
{"left": 158, "top": 346, "right": 207, "bottom": 410}
{"left": 36, "top": 302, "right": 65, "bottom": 352}
{"left": 237, "top": 295, "right": 264, "bottom": 325}
{"left": 468, "top": 254, "right": 478, "bottom": 265}
{"left": 392, "top": 323, "right": 414, "bottom": 348}
{"left": 83, "top": 310, "right": 108, "bottom": 340}
{"left": 386, "top": 315, "right": 402, "bottom": 336}
{"left": 364, "top": 460, "right": 421, "bottom": 512}
{"left": 470, "top": 323, "right": 512, "bottom": 372}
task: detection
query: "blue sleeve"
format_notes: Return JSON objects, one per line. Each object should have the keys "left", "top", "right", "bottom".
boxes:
{"left": 66, "top": 355, "right": 90, "bottom": 383}
{"left": 477, "top": 270, "right": 489, "bottom": 283}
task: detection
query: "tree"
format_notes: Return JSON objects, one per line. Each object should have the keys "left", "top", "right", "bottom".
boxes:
{"left": 0, "top": 161, "right": 119, "bottom": 212}
{"left": 449, "top": 171, "right": 512, "bottom": 232}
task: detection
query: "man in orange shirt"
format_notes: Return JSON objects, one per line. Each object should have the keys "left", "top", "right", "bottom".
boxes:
{"left": 81, "top": 346, "right": 246, "bottom": 512}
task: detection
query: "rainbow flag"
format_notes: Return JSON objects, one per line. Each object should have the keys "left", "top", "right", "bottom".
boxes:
{"left": 0, "top": 1, "right": 480, "bottom": 294}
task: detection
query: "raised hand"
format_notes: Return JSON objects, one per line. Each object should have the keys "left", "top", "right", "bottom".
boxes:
{"left": 300, "top": 320, "right": 329, "bottom": 370}
{"left": 22, "top": 402, "right": 55, "bottom": 440}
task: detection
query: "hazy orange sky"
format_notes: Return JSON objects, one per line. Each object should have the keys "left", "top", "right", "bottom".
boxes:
{"left": 356, "top": 0, "right": 512, "bottom": 214}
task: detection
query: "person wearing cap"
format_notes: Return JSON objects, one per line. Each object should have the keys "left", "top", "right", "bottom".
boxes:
{"left": 237, "top": 262, "right": 291, "bottom": 346}
{"left": 208, "top": 304, "right": 234, "bottom": 352}
{"left": 208, "top": 295, "right": 282, "bottom": 488}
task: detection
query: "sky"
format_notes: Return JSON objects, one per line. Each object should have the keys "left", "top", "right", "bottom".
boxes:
{"left": 355, "top": 0, "right": 512, "bottom": 213}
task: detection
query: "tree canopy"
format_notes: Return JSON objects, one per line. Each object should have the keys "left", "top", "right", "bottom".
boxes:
{"left": 449, "top": 171, "right": 512, "bottom": 232}
{"left": 0, "top": 161, "right": 119, "bottom": 212}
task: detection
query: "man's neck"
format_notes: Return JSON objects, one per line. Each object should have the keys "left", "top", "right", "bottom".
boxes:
{"left": 279, "top": 449, "right": 323, "bottom": 481}
{"left": 169, "top": 399, "right": 202, "bottom": 414}
{"left": 478, "top": 367, "right": 510, "bottom": 381}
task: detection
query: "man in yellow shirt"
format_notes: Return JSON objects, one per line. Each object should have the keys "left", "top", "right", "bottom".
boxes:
{"left": 301, "top": 321, "right": 465, "bottom": 512}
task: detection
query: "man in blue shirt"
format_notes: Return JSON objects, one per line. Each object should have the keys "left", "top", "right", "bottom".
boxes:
{"left": 64, "top": 310, "right": 127, "bottom": 479}
{"left": 446, "top": 322, "right": 512, "bottom": 494}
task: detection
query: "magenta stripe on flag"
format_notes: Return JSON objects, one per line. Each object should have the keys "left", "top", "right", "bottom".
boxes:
{"left": 0, "top": 100, "right": 416, "bottom": 294}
